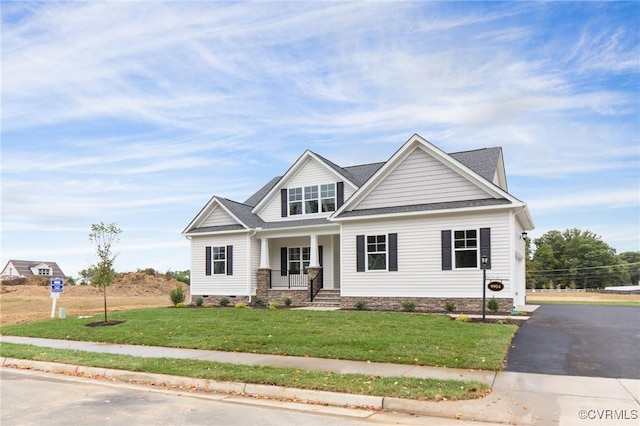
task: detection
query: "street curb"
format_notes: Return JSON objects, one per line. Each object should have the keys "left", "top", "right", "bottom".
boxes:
{"left": 1, "top": 357, "right": 467, "bottom": 420}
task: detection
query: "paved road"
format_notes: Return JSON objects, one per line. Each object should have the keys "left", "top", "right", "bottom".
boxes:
{"left": 505, "top": 304, "right": 640, "bottom": 379}
{"left": 0, "top": 369, "right": 499, "bottom": 426}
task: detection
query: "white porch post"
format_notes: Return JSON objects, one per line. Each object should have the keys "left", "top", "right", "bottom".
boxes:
{"left": 309, "top": 234, "right": 319, "bottom": 267}
{"left": 259, "top": 238, "right": 270, "bottom": 269}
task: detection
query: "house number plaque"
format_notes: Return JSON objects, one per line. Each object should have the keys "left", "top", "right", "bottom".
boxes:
{"left": 487, "top": 281, "right": 504, "bottom": 292}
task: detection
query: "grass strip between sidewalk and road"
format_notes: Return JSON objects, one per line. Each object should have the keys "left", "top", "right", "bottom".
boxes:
{"left": 0, "top": 342, "right": 490, "bottom": 401}
{"left": 0, "top": 308, "right": 517, "bottom": 370}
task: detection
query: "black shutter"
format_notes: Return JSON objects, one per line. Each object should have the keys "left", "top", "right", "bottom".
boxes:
{"left": 480, "top": 228, "right": 491, "bottom": 269}
{"left": 226, "top": 245, "right": 233, "bottom": 275}
{"left": 281, "top": 188, "right": 288, "bottom": 217}
{"left": 336, "top": 182, "right": 344, "bottom": 209}
{"left": 280, "top": 247, "right": 288, "bottom": 276}
{"left": 388, "top": 233, "right": 398, "bottom": 271}
{"left": 318, "top": 245, "right": 323, "bottom": 266}
{"left": 441, "top": 230, "right": 452, "bottom": 270}
{"left": 205, "top": 246, "right": 212, "bottom": 276}
{"left": 356, "top": 235, "right": 365, "bottom": 272}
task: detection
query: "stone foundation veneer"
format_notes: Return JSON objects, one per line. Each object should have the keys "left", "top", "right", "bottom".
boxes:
{"left": 257, "top": 268, "right": 311, "bottom": 307}
{"left": 339, "top": 296, "right": 514, "bottom": 314}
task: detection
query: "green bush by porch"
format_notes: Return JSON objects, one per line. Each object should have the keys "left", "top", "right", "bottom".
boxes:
{"left": 0, "top": 309, "right": 517, "bottom": 370}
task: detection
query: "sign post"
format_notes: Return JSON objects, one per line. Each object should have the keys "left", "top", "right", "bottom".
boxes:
{"left": 50, "top": 277, "right": 64, "bottom": 318}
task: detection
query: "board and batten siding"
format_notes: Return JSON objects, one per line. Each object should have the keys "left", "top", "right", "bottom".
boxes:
{"left": 190, "top": 233, "right": 251, "bottom": 296}
{"left": 355, "top": 147, "right": 490, "bottom": 211}
{"left": 257, "top": 158, "right": 356, "bottom": 222}
{"left": 201, "top": 206, "right": 237, "bottom": 227}
{"left": 340, "top": 211, "right": 512, "bottom": 298}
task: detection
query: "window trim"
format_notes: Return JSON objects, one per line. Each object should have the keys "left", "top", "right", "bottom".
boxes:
{"left": 212, "top": 246, "right": 226, "bottom": 275}
{"left": 287, "top": 183, "right": 337, "bottom": 216}
{"left": 288, "top": 246, "right": 310, "bottom": 275}
{"left": 453, "top": 228, "right": 479, "bottom": 269}
{"left": 366, "top": 234, "right": 388, "bottom": 271}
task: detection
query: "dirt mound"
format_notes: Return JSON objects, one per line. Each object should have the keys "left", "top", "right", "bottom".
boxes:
{"left": 0, "top": 272, "right": 189, "bottom": 298}
{"left": 109, "top": 272, "right": 189, "bottom": 296}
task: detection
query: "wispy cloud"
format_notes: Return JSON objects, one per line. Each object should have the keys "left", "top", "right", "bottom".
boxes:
{"left": 2, "top": 1, "right": 638, "bottom": 274}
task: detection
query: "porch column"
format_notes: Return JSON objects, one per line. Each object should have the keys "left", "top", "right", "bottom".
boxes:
{"left": 309, "top": 234, "right": 319, "bottom": 267}
{"left": 259, "top": 238, "right": 270, "bottom": 269}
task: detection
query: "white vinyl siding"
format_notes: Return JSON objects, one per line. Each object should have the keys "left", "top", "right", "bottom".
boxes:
{"left": 201, "top": 206, "right": 238, "bottom": 227}
{"left": 190, "top": 233, "right": 249, "bottom": 296}
{"left": 341, "top": 211, "right": 512, "bottom": 298}
{"left": 257, "top": 158, "right": 356, "bottom": 222}
{"left": 355, "top": 147, "right": 489, "bottom": 210}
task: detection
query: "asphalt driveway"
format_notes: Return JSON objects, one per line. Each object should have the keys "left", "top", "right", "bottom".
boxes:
{"left": 505, "top": 304, "right": 640, "bottom": 379}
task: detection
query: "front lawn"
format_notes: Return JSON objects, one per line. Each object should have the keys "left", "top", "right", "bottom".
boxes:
{"left": 1, "top": 308, "right": 517, "bottom": 370}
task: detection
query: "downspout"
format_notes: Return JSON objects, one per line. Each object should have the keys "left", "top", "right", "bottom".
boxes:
{"left": 185, "top": 235, "right": 193, "bottom": 305}
{"left": 247, "top": 230, "right": 257, "bottom": 304}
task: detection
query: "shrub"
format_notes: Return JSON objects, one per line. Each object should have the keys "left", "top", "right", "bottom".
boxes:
{"left": 444, "top": 301, "right": 456, "bottom": 313}
{"left": 169, "top": 286, "right": 186, "bottom": 306}
{"left": 268, "top": 301, "right": 278, "bottom": 310}
{"left": 195, "top": 297, "right": 204, "bottom": 307}
{"left": 487, "top": 297, "right": 500, "bottom": 312}
{"left": 203, "top": 302, "right": 215, "bottom": 308}
{"left": 219, "top": 297, "right": 230, "bottom": 307}
{"left": 175, "top": 302, "right": 186, "bottom": 308}
{"left": 354, "top": 300, "right": 368, "bottom": 311}
{"left": 455, "top": 315, "right": 470, "bottom": 322}
{"left": 234, "top": 302, "right": 247, "bottom": 309}
{"left": 402, "top": 300, "right": 416, "bottom": 312}
{"left": 252, "top": 297, "right": 266, "bottom": 308}
{"left": 284, "top": 298, "right": 292, "bottom": 307}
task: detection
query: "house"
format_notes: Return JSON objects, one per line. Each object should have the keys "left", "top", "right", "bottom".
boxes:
{"left": 183, "top": 134, "right": 534, "bottom": 311}
{"left": 1, "top": 260, "right": 67, "bottom": 279}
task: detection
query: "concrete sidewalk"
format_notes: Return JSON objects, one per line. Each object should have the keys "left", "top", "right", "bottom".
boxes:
{"left": 2, "top": 336, "right": 639, "bottom": 425}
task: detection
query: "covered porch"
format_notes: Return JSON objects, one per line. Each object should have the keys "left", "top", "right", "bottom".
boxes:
{"left": 255, "top": 227, "right": 340, "bottom": 304}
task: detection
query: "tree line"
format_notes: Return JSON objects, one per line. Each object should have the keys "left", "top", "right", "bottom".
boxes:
{"left": 526, "top": 228, "right": 639, "bottom": 289}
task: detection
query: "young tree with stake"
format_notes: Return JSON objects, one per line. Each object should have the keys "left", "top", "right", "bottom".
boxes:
{"left": 89, "top": 222, "right": 122, "bottom": 323}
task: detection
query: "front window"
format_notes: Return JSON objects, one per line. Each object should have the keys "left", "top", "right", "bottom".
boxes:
{"left": 288, "top": 183, "right": 335, "bottom": 215}
{"left": 321, "top": 183, "right": 336, "bottom": 212}
{"left": 304, "top": 185, "right": 319, "bottom": 214}
{"left": 288, "top": 247, "right": 310, "bottom": 274}
{"left": 289, "top": 187, "right": 303, "bottom": 215}
{"left": 454, "top": 230, "right": 477, "bottom": 268}
{"left": 367, "top": 235, "right": 387, "bottom": 270}
{"left": 212, "top": 246, "right": 226, "bottom": 274}
{"left": 38, "top": 268, "right": 51, "bottom": 276}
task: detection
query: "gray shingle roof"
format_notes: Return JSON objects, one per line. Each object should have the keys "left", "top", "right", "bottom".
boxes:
{"left": 336, "top": 198, "right": 512, "bottom": 218}
{"left": 2, "top": 260, "right": 67, "bottom": 278}
{"left": 188, "top": 143, "right": 505, "bottom": 231}
{"left": 217, "top": 197, "right": 265, "bottom": 228}
{"left": 450, "top": 147, "right": 501, "bottom": 182}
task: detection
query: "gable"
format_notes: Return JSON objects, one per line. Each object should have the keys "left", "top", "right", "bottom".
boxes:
{"left": 253, "top": 154, "right": 357, "bottom": 221}
{"left": 201, "top": 205, "right": 238, "bottom": 227}
{"left": 353, "top": 146, "right": 491, "bottom": 211}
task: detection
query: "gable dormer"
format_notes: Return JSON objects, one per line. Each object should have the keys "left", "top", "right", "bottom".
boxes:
{"left": 251, "top": 150, "right": 359, "bottom": 222}
{"left": 31, "top": 262, "right": 52, "bottom": 276}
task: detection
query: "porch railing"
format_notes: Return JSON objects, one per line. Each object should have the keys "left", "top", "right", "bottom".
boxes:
{"left": 310, "top": 269, "right": 323, "bottom": 302}
{"left": 270, "top": 271, "right": 308, "bottom": 289}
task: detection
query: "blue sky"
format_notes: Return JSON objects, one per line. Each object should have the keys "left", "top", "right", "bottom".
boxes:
{"left": 1, "top": 1, "right": 638, "bottom": 277}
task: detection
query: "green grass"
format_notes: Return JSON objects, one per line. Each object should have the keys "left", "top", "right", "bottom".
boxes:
{"left": 0, "top": 342, "right": 489, "bottom": 401}
{"left": 1, "top": 308, "right": 517, "bottom": 370}
{"left": 532, "top": 300, "right": 640, "bottom": 307}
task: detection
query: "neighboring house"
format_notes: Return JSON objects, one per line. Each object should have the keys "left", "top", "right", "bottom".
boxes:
{"left": 183, "top": 134, "right": 534, "bottom": 311}
{"left": 1, "top": 259, "right": 67, "bottom": 279}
